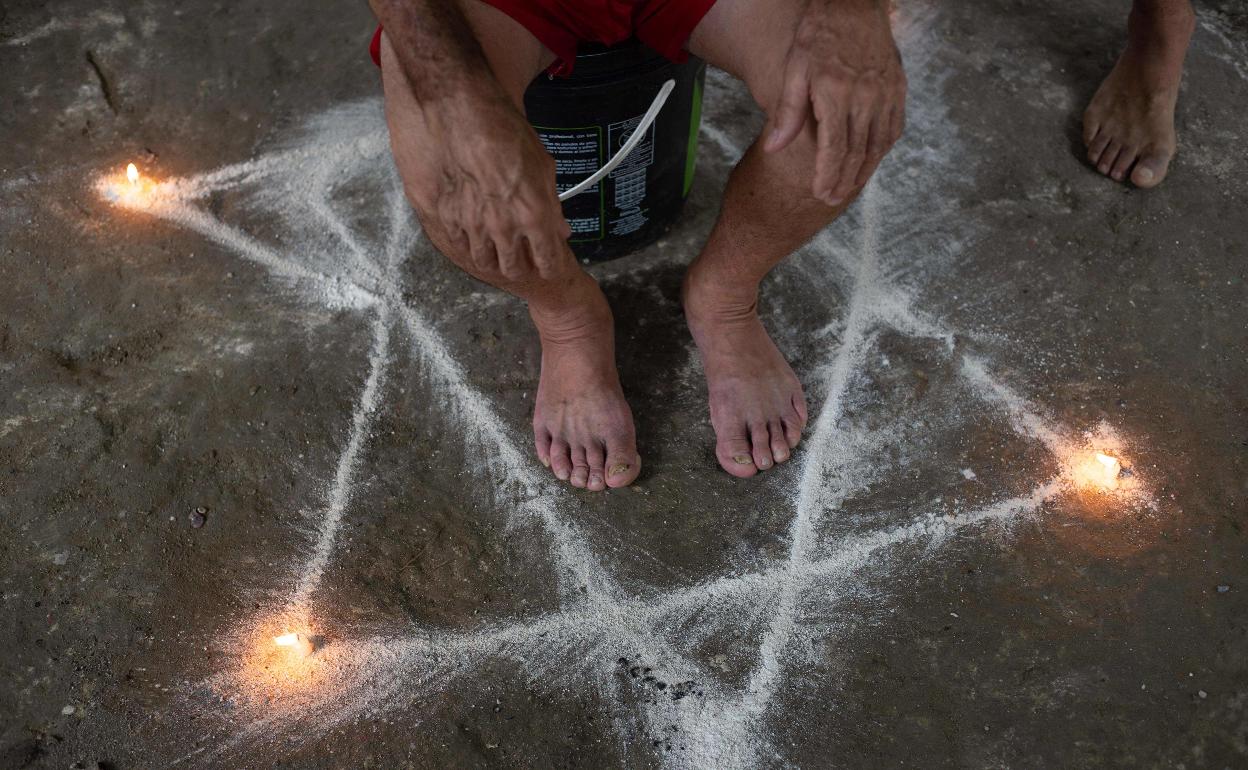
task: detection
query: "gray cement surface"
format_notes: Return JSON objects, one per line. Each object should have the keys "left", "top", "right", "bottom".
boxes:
{"left": 2, "top": 0, "right": 1246, "bottom": 767}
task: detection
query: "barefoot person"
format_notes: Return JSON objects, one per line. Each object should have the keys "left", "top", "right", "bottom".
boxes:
{"left": 1084, "top": 0, "right": 1195, "bottom": 187}
{"left": 369, "top": 0, "right": 905, "bottom": 490}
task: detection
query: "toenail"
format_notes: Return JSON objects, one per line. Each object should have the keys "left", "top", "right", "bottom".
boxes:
{"left": 733, "top": 454, "right": 753, "bottom": 465}
{"left": 1136, "top": 168, "right": 1154, "bottom": 182}
{"left": 608, "top": 463, "right": 630, "bottom": 478}
{"left": 590, "top": 474, "right": 602, "bottom": 486}
{"left": 540, "top": 456, "right": 550, "bottom": 467}
{"left": 776, "top": 449, "right": 789, "bottom": 461}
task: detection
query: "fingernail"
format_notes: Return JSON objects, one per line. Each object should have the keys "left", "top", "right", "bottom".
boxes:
{"left": 608, "top": 463, "right": 630, "bottom": 478}
{"left": 734, "top": 454, "right": 754, "bottom": 465}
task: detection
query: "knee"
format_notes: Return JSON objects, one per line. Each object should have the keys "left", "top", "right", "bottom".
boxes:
{"left": 761, "top": 120, "right": 878, "bottom": 208}
{"left": 738, "top": 23, "right": 906, "bottom": 207}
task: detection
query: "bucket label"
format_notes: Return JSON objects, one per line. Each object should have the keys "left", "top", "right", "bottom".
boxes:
{"left": 606, "top": 115, "right": 656, "bottom": 237}
{"left": 534, "top": 126, "right": 605, "bottom": 241}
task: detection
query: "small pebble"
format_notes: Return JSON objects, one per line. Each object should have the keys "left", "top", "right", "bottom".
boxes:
{"left": 1198, "top": 690, "right": 1207, "bottom": 699}
{"left": 190, "top": 507, "right": 208, "bottom": 528}
{"left": 1217, "top": 585, "right": 1230, "bottom": 593}
{"left": 61, "top": 705, "right": 75, "bottom": 715}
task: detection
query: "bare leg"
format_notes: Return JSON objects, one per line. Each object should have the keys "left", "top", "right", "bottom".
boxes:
{"left": 686, "top": 0, "right": 865, "bottom": 477}
{"left": 1083, "top": 0, "right": 1195, "bottom": 188}
{"left": 380, "top": 1, "right": 641, "bottom": 491}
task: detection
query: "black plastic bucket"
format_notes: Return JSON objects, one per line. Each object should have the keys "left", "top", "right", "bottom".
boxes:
{"left": 524, "top": 41, "right": 707, "bottom": 263}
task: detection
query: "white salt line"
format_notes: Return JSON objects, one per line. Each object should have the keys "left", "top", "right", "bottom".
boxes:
{"left": 412, "top": 480, "right": 1063, "bottom": 668}
{"left": 874, "top": 287, "right": 956, "bottom": 349}
{"left": 152, "top": 201, "right": 379, "bottom": 310}
{"left": 4, "top": 11, "right": 124, "bottom": 46}
{"left": 1198, "top": 9, "right": 1248, "bottom": 83}
{"left": 162, "top": 131, "right": 390, "bottom": 201}
{"left": 959, "top": 355, "right": 1066, "bottom": 453}
{"left": 740, "top": 183, "right": 884, "bottom": 722}
{"left": 392, "top": 302, "right": 611, "bottom": 601}
{"left": 4, "top": 19, "right": 69, "bottom": 46}
{"left": 392, "top": 304, "right": 533, "bottom": 481}
{"left": 290, "top": 309, "right": 391, "bottom": 606}
{"left": 300, "top": 156, "right": 392, "bottom": 288}
{"left": 382, "top": 174, "right": 412, "bottom": 273}
{"left": 304, "top": 190, "right": 388, "bottom": 291}
{"left": 220, "top": 480, "right": 1061, "bottom": 759}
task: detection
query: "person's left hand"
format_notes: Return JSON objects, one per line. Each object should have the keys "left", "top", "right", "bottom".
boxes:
{"left": 764, "top": 0, "right": 907, "bottom": 206}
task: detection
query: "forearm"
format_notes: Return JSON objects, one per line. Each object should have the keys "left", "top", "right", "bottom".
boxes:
{"left": 369, "top": 0, "right": 503, "bottom": 105}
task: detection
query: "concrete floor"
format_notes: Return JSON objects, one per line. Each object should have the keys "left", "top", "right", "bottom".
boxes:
{"left": 2, "top": 0, "right": 1246, "bottom": 767}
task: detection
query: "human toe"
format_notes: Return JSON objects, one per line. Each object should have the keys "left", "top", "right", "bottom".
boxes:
{"left": 585, "top": 444, "right": 607, "bottom": 492}
{"left": 1110, "top": 146, "right": 1139, "bottom": 182}
{"left": 769, "top": 420, "right": 791, "bottom": 463}
{"left": 549, "top": 438, "right": 573, "bottom": 481}
{"left": 604, "top": 436, "right": 640, "bottom": 488}
{"left": 1131, "top": 148, "right": 1172, "bottom": 188}
{"left": 749, "top": 423, "right": 775, "bottom": 470}
{"left": 716, "top": 432, "right": 758, "bottom": 478}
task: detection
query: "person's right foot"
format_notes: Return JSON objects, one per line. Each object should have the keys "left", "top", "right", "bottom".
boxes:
{"left": 530, "top": 278, "right": 640, "bottom": 492}
{"left": 1082, "top": 2, "right": 1194, "bottom": 188}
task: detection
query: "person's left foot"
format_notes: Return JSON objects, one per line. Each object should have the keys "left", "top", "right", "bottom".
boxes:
{"left": 1082, "top": 3, "right": 1194, "bottom": 188}
{"left": 683, "top": 268, "right": 808, "bottom": 478}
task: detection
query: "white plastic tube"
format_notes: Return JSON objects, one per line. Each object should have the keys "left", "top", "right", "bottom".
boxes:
{"left": 556, "top": 78, "right": 677, "bottom": 202}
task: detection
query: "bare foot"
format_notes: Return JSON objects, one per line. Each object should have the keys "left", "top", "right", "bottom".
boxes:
{"left": 683, "top": 268, "right": 808, "bottom": 478}
{"left": 1083, "top": 2, "right": 1194, "bottom": 188}
{"left": 531, "top": 277, "right": 640, "bottom": 491}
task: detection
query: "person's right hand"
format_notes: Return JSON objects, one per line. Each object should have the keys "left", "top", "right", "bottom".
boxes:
{"left": 382, "top": 50, "right": 572, "bottom": 285}
{"left": 431, "top": 96, "right": 573, "bottom": 282}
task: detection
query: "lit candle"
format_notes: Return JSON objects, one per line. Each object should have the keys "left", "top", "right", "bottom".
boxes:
{"left": 1094, "top": 453, "right": 1121, "bottom": 485}
{"left": 1071, "top": 450, "right": 1123, "bottom": 491}
{"left": 274, "top": 632, "right": 314, "bottom": 657}
{"left": 99, "top": 161, "right": 157, "bottom": 209}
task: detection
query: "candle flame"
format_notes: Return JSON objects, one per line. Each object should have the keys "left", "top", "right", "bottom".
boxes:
{"left": 272, "top": 630, "right": 315, "bottom": 659}
{"left": 98, "top": 162, "right": 159, "bottom": 210}
{"left": 1071, "top": 450, "right": 1123, "bottom": 491}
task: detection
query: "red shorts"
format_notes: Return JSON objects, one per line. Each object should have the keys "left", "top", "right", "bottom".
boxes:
{"left": 370, "top": 0, "right": 716, "bottom": 76}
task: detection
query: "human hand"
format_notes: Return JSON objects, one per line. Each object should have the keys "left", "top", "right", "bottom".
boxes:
{"left": 387, "top": 76, "right": 573, "bottom": 285}
{"left": 764, "top": 0, "right": 907, "bottom": 206}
